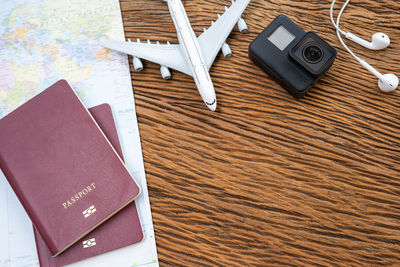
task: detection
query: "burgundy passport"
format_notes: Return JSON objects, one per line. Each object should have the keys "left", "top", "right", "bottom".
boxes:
{"left": 0, "top": 80, "right": 141, "bottom": 256}
{"left": 34, "top": 104, "right": 143, "bottom": 266}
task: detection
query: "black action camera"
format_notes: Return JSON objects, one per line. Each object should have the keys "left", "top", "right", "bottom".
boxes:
{"left": 249, "top": 15, "right": 337, "bottom": 98}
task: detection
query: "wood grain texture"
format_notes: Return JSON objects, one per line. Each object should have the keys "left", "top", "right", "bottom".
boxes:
{"left": 119, "top": 0, "right": 400, "bottom": 266}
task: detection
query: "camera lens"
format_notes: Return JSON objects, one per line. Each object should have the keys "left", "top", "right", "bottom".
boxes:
{"left": 303, "top": 45, "right": 323, "bottom": 63}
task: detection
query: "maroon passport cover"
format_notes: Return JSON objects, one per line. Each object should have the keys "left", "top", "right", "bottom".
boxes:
{"left": 0, "top": 80, "right": 141, "bottom": 256}
{"left": 34, "top": 104, "right": 143, "bottom": 266}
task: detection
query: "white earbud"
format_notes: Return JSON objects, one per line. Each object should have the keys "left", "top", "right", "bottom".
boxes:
{"left": 359, "top": 60, "right": 399, "bottom": 92}
{"left": 378, "top": 74, "right": 399, "bottom": 93}
{"left": 345, "top": 32, "right": 391, "bottom": 50}
{"left": 331, "top": 0, "right": 398, "bottom": 93}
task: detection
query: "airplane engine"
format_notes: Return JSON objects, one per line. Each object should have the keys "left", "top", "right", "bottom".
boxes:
{"left": 133, "top": 56, "right": 143, "bottom": 71}
{"left": 160, "top": 65, "right": 171, "bottom": 80}
{"left": 237, "top": 17, "right": 248, "bottom": 33}
{"left": 222, "top": 42, "right": 232, "bottom": 57}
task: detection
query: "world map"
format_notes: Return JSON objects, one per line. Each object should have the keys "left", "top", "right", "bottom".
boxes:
{"left": 0, "top": 0, "right": 158, "bottom": 266}
{"left": 0, "top": 0, "right": 122, "bottom": 116}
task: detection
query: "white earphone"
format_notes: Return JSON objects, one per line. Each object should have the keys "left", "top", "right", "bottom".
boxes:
{"left": 344, "top": 32, "right": 390, "bottom": 51}
{"left": 330, "top": 0, "right": 398, "bottom": 92}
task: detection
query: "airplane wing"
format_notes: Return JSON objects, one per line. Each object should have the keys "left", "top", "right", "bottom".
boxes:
{"left": 197, "top": 0, "right": 250, "bottom": 70}
{"left": 100, "top": 39, "right": 193, "bottom": 77}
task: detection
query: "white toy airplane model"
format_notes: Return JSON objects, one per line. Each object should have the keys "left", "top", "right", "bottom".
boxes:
{"left": 100, "top": 0, "right": 250, "bottom": 111}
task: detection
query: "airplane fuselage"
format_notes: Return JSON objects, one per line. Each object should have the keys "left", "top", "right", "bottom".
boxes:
{"left": 167, "top": 0, "right": 217, "bottom": 111}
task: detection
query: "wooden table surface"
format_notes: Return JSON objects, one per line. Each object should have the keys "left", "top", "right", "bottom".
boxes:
{"left": 120, "top": 0, "right": 400, "bottom": 266}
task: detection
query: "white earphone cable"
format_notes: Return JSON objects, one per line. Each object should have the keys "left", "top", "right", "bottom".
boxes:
{"left": 331, "top": 0, "right": 361, "bottom": 61}
{"left": 330, "top": 0, "right": 398, "bottom": 91}
{"left": 330, "top": 0, "right": 345, "bottom": 34}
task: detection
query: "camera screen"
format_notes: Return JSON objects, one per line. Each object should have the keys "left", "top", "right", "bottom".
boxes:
{"left": 267, "top": 25, "right": 295, "bottom": 51}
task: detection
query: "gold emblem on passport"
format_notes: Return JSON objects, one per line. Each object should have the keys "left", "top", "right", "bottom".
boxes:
{"left": 82, "top": 205, "right": 96, "bottom": 218}
{"left": 82, "top": 238, "right": 96, "bottom": 248}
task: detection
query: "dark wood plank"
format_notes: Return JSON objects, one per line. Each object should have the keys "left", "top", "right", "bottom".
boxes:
{"left": 119, "top": 0, "right": 400, "bottom": 266}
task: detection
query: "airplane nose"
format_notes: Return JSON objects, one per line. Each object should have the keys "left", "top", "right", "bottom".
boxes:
{"left": 206, "top": 99, "right": 217, "bottom": 111}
